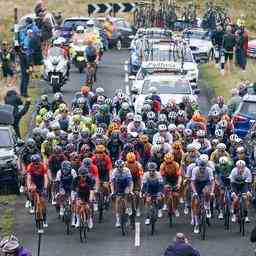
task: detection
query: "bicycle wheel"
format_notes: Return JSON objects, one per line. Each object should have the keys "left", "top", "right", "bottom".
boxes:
{"left": 239, "top": 200, "right": 245, "bottom": 236}
{"left": 80, "top": 218, "right": 87, "bottom": 243}
{"left": 120, "top": 200, "right": 127, "bottom": 236}
{"left": 200, "top": 211, "right": 207, "bottom": 240}
{"left": 64, "top": 207, "right": 71, "bottom": 235}
{"left": 98, "top": 192, "right": 104, "bottom": 223}
{"left": 167, "top": 198, "right": 173, "bottom": 228}
{"left": 150, "top": 205, "right": 158, "bottom": 235}
{"left": 224, "top": 203, "right": 230, "bottom": 230}
{"left": 130, "top": 197, "right": 136, "bottom": 230}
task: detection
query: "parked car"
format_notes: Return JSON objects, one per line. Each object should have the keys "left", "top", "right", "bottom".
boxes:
{"left": 94, "top": 17, "right": 135, "bottom": 50}
{"left": 232, "top": 94, "right": 256, "bottom": 137}
{"left": 247, "top": 39, "right": 256, "bottom": 58}
{"left": 0, "top": 105, "right": 21, "bottom": 194}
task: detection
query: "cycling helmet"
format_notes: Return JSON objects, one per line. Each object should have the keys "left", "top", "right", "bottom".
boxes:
{"left": 96, "top": 87, "right": 104, "bottom": 95}
{"left": 159, "top": 124, "right": 167, "bottom": 132}
{"left": 152, "top": 144, "right": 161, "bottom": 153}
{"left": 39, "top": 108, "right": 48, "bottom": 117}
{"left": 147, "top": 111, "right": 156, "bottom": 120}
{"left": 177, "top": 124, "right": 185, "bottom": 132}
{"left": 164, "top": 152, "right": 174, "bottom": 162}
{"left": 26, "top": 138, "right": 36, "bottom": 148}
{"left": 97, "top": 95, "right": 106, "bottom": 104}
{"left": 40, "top": 94, "right": 48, "bottom": 102}
{"left": 111, "top": 130, "right": 120, "bottom": 139}
{"left": 59, "top": 103, "right": 68, "bottom": 112}
{"left": 80, "top": 144, "right": 90, "bottom": 155}
{"left": 46, "top": 132, "right": 55, "bottom": 140}
{"left": 96, "top": 127, "right": 104, "bottom": 136}
{"left": 219, "top": 156, "right": 229, "bottom": 165}
{"left": 159, "top": 113, "right": 167, "bottom": 122}
{"left": 80, "top": 129, "right": 90, "bottom": 139}
{"left": 212, "top": 139, "right": 219, "bottom": 146}
{"left": 70, "top": 151, "right": 80, "bottom": 161}
{"left": 217, "top": 143, "right": 226, "bottom": 150}
{"left": 81, "top": 86, "right": 90, "bottom": 95}
{"left": 31, "top": 154, "right": 41, "bottom": 163}
{"left": 105, "top": 98, "right": 112, "bottom": 105}
{"left": 147, "top": 162, "right": 157, "bottom": 171}
{"left": 112, "top": 116, "right": 121, "bottom": 124}
{"left": 65, "top": 143, "right": 76, "bottom": 154}
{"left": 156, "top": 136, "right": 164, "bottom": 144}
{"left": 237, "top": 146, "right": 245, "bottom": 153}
{"left": 177, "top": 110, "right": 185, "bottom": 117}
{"left": 199, "top": 154, "right": 209, "bottom": 162}
{"left": 124, "top": 143, "right": 134, "bottom": 152}
{"left": 126, "top": 112, "right": 134, "bottom": 120}
{"left": 168, "top": 111, "right": 177, "bottom": 120}
{"left": 78, "top": 166, "right": 88, "bottom": 177}
{"left": 59, "top": 131, "right": 68, "bottom": 141}
{"left": 218, "top": 120, "right": 228, "bottom": 129}
{"left": 126, "top": 152, "right": 136, "bottom": 162}
{"left": 139, "top": 134, "right": 149, "bottom": 143}
{"left": 95, "top": 144, "right": 106, "bottom": 153}
{"left": 77, "top": 97, "right": 85, "bottom": 105}
{"left": 235, "top": 137, "right": 243, "bottom": 144}
{"left": 173, "top": 141, "right": 182, "bottom": 150}
{"left": 53, "top": 145, "right": 63, "bottom": 155}
{"left": 73, "top": 108, "right": 82, "bottom": 115}
{"left": 197, "top": 129, "right": 206, "bottom": 137}
{"left": 32, "top": 127, "right": 42, "bottom": 137}
{"left": 54, "top": 92, "right": 63, "bottom": 101}
{"left": 198, "top": 159, "right": 207, "bottom": 168}
{"left": 121, "top": 102, "right": 129, "bottom": 110}
{"left": 115, "top": 159, "right": 124, "bottom": 168}
{"left": 168, "top": 124, "right": 177, "bottom": 132}
{"left": 61, "top": 160, "right": 72, "bottom": 173}
{"left": 51, "top": 122, "right": 61, "bottom": 131}
{"left": 83, "top": 158, "right": 92, "bottom": 167}
{"left": 134, "top": 115, "right": 142, "bottom": 122}
{"left": 73, "top": 114, "right": 81, "bottom": 123}
{"left": 44, "top": 112, "right": 54, "bottom": 121}
{"left": 142, "top": 104, "right": 151, "bottom": 111}
{"left": 217, "top": 96, "right": 225, "bottom": 104}
{"left": 230, "top": 134, "right": 238, "bottom": 142}
{"left": 236, "top": 160, "right": 246, "bottom": 167}
{"left": 184, "top": 128, "right": 193, "bottom": 136}
{"left": 215, "top": 129, "right": 224, "bottom": 137}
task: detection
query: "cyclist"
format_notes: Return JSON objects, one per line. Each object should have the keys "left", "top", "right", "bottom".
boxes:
{"left": 191, "top": 158, "right": 215, "bottom": 234}
{"left": 72, "top": 166, "right": 95, "bottom": 229}
{"left": 55, "top": 160, "right": 77, "bottom": 218}
{"left": 142, "top": 162, "right": 164, "bottom": 225}
{"left": 27, "top": 154, "right": 49, "bottom": 227}
{"left": 160, "top": 153, "right": 182, "bottom": 217}
{"left": 210, "top": 143, "right": 230, "bottom": 164}
{"left": 153, "top": 124, "right": 173, "bottom": 144}
{"left": 110, "top": 160, "right": 133, "bottom": 228}
{"left": 127, "top": 115, "right": 145, "bottom": 133}
{"left": 229, "top": 160, "right": 252, "bottom": 223}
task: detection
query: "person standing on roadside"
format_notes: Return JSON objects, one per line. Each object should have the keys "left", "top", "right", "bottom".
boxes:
{"left": 164, "top": 233, "right": 200, "bottom": 256}
{"left": 222, "top": 25, "right": 236, "bottom": 73}
{"left": 211, "top": 25, "right": 224, "bottom": 64}
{"left": 235, "top": 28, "right": 247, "bottom": 71}
{"left": 4, "top": 90, "right": 31, "bottom": 138}
{"left": 0, "top": 41, "right": 16, "bottom": 87}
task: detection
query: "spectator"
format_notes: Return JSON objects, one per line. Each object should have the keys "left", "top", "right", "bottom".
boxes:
{"left": 0, "top": 235, "right": 32, "bottom": 256}
{"left": 235, "top": 29, "right": 247, "bottom": 71}
{"left": 211, "top": 25, "right": 224, "bottom": 63}
{"left": 0, "top": 41, "right": 16, "bottom": 87}
{"left": 4, "top": 90, "right": 31, "bottom": 137}
{"left": 16, "top": 46, "right": 31, "bottom": 97}
{"left": 222, "top": 25, "right": 236, "bottom": 72}
{"left": 163, "top": 233, "right": 200, "bottom": 256}
{"left": 227, "top": 88, "right": 242, "bottom": 115}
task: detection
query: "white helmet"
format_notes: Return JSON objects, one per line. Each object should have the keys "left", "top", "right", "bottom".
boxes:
{"left": 217, "top": 143, "right": 226, "bottom": 150}
{"left": 219, "top": 156, "right": 229, "bottom": 164}
{"left": 121, "top": 102, "right": 130, "bottom": 110}
{"left": 96, "top": 87, "right": 105, "bottom": 95}
{"left": 134, "top": 115, "right": 142, "bottom": 122}
{"left": 76, "top": 25, "right": 84, "bottom": 32}
{"left": 159, "top": 124, "right": 167, "bottom": 131}
{"left": 197, "top": 129, "right": 206, "bottom": 137}
{"left": 236, "top": 160, "right": 246, "bottom": 167}
{"left": 168, "top": 124, "right": 176, "bottom": 132}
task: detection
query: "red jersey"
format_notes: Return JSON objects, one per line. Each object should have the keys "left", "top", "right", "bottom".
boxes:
{"left": 27, "top": 162, "right": 47, "bottom": 177}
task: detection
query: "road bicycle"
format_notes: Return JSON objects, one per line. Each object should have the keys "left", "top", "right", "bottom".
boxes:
{"left": 78, "top": 201, "right": 90, "bottom": 243}
{"left": 97, "top": 182, "right": 110, "bottom": 223}
{"left": 116, "top": 194, "right": 130, "bottom": 236}
{"left": 148, "top": 195, "right": 159, "bottom": 235}
{"left": 237, "top": 192, "right": 247, "bottom": 236}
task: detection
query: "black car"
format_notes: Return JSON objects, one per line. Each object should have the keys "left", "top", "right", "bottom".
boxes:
{"left": 95, "top": 17, "right": 136, "bottom": 50}
{"left": 0, "top": 105, "right": 22, "bottom": 194}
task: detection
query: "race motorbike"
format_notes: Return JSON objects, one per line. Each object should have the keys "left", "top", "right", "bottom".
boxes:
{"left": 43, "top": 48, "right": 68, "bottom": 93}
{"left": 69, "top": 39, "right": 87, "bottom": 73}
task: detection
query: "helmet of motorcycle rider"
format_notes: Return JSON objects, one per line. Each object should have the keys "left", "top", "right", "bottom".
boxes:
{"left": 126, "top": 152, "right": 136, "bottom": 162}
{"left": 81, "top": 86, "right": 90, "bottom": 95}
{"left": 236, "top": 160, "right": 246, "bottom": 168}
{"left": 96, "top": 87, "right": 104, "bottom": 95}
{"left": 121, "top": 102, "right": 130, "bottom": 110}
{"left": 168, "top": 123, "right": 176, "bottom": 132}
{"left": 164, "top": 152, "right": 174, "bottom": 162}
{"left": 217, "top": 143, "right": 226, "bottom": 150}
{"left": 147, "top": 162, "right": 157, "bottom": 171}
{"left": 215, "top": 129, "right": 224, "bottom": 137}
{"left": 219, "top": 156, "right": 229, "bottom": 165}
{"left": 134, "top": 115, "right": 142, "bottom": 122}
{"left": 95, "top": 144, "right": 106, "bottom": 153}
{"left": 76, "top": 25, "right": 85, "bottom": 33}
{"left": 31, "top": 154, "right": 41, "bottom": 163}
{"left": 159, "top": 124, "right": 167, "bottom": 132}
{"left": 115, "top": 159, "right": 124, "bottom": 168}
{"left": 86, "top": 19, "right": 94, "bottom": 27}
{"left": 54, "top": 92, "right": 63, "bottom": 101}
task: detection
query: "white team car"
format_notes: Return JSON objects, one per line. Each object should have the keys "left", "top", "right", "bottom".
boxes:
{"left": 134, "top": 74, "right": 199, "bottom": 114}
{"left": 183, "top": 28, "right": 213, "bottom": 63}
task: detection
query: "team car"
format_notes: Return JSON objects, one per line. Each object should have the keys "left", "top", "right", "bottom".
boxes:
{"left": 183, "top": 28, "right": 214, "bottom": 63}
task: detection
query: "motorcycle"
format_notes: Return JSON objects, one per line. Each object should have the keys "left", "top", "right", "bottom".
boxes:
{"left": 69, "top": 39, "right": 87, "bottom": 73}
{"left": 44, "top": 48, "right": 68, "bottom": 93}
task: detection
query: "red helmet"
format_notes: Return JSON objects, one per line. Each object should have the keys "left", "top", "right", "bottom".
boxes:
{"left": 81, "top": 86, "right": 90, "bottom": 95}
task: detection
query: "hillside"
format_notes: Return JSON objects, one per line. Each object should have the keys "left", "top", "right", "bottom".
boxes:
{"left": 0, "top": 0, "right": 256, "bottom": 40}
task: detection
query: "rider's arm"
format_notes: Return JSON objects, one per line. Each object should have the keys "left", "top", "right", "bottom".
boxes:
{"left": 209, "top": 168, "right": 215, "bottom": 194}
{"left": 43, "top": 164, "right": 49, "bottom": 190}
{"left": 110, "top": 170, "right": 116, "bottom": 194}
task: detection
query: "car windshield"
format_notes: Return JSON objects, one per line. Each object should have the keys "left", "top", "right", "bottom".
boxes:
{"left": 239, "top": 101, "right": 256, "bottom": 118}
{"left": 149, "top": 49, "right": 193, "bottom": 62}
{"left": 183, "top": 31, "right": 210, "bottom": 40}
{"left": 63, "top": 20, "right": 88, "bottom": 29}
{"left": 0, "top": 129, "right": 12, "bottom": 148}
{"left": 142, "top": 79, "right": 190, "bottom": 94}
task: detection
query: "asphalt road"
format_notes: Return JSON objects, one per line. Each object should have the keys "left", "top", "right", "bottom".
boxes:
{"left": 14, "top": 50, "right": 255, "bottom": 256}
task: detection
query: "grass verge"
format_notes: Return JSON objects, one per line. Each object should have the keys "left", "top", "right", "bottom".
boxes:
{"left": 0, "top": 195, "right": 17, "bottom": 236}
{"left": 200, "top": 59, "right": 256, "bottom": 99}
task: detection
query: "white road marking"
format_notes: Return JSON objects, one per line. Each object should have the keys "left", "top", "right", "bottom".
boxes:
{"left": 135, "top": 222, "right": 140, "bottom": 247}
{"left": 126, "top": 85, "right": 130, "bottom": 96}
{"left": 124, "top": 62, "right": 128, "bottom": 72}
{"left": 125, "top": 73, "right": 129, "bottom": 83}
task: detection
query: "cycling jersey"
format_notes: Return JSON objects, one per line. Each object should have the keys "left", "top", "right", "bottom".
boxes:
{"left": 160, "top": 161, "right": 181, "bottom": 186}
{"left": 111, "top": 168, "right": 133, "bottom": 195}
{"left": 73, "top": 175, "right": 95, "bottom": 202}
{"left": 27, "top": 162, "right": 47, "bottom": 191}
{"left": 92, "top": 154, "right": 112, "bottom": 182}
{"left": 56, "top": 169, "right": 77, "bottom": 193}
{"left": 142, "top": 172, "right": 163, "bottom": 196}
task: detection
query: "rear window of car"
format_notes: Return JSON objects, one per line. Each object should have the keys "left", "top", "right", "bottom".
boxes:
{"left": 240, "top": 101, "right": 256, "bottom": 117}
{"left": 0, "top": 129, "right": 13, "bottom": 148}
{"left": 63, "top": 19, "right": 88, "bottom": 29}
